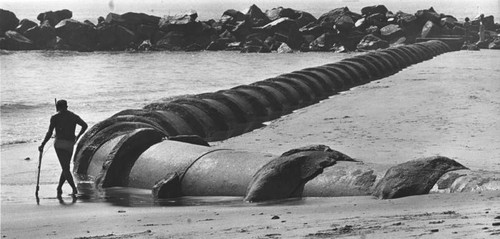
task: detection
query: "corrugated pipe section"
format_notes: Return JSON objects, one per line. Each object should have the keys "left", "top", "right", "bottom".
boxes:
{"left": 74, "top": 40, "right": 452, "bottom": 183}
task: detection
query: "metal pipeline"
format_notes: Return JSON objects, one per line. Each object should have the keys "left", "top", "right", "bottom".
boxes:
{"left": 71, "top": 40, "right": 497, "bottom": 201}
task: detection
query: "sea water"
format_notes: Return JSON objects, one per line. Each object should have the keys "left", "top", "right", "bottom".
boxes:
{"left": 0, "top": 51, "right": 352, "bottom": 146}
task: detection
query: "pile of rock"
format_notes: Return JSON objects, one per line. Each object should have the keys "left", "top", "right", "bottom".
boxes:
{"left": 1, "top": 4, "right": 499, "bottom": 52}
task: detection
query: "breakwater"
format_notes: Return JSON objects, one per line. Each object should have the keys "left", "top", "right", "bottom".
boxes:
{"left": 1, "top": 4, "right": 499, "bottom": 52}
{"left": 71, "top": 41, "right": 499, "bottom": 201}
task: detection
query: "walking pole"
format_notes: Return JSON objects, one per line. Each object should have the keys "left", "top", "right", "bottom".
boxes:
{"left": 36, "top": 98, "right": 56, "bottom": 204}
{"left": 35, "top": 149, "right": 42, "bottom": 204}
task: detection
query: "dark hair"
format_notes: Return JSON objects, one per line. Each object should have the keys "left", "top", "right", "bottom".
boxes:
{"left": 56, "top": 100, "right": 68, "bottom": 111}
{"left": 465, "top": 17, "right": 470, "bottom": 22}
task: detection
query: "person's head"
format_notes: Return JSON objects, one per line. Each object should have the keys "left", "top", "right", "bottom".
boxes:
{"left": 56, "top": 100, "right": 68, "bottom": 112}
{"left": 465, "top": 17, "right": 470, "bottom": 22}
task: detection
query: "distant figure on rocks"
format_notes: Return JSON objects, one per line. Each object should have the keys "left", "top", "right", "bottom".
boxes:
{"left": 477, "top": 14, "right": 486, "bottom": 43}
{"left": 463, "top": 17, "right": 470, "bottom": 45}
{"left": 461, "top": 17, "right": 479, "bottom": 51}
{"left": 473, "top": 14, "right": 488, "bottom": 49}
{"left": 39, "top": 100, "right": 88, "bottom": 197}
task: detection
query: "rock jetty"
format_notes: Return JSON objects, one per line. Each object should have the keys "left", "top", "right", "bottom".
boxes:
{"left": 1, "top": 4, "right": 499, "bottom": 52}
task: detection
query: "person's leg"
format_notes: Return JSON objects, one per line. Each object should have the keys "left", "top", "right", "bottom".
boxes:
{"left": 55, "top": 148, "right": 78, "bottom": 194}
{"left": 57, "top": 173, "right": 65, "bottom": 196}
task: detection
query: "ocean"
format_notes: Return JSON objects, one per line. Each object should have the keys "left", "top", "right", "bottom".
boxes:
{"left": 0, "top": 50, "right": 353, "bottom": 146}
{"left": 1, "top": 0, "right": 499, "bottom": 146}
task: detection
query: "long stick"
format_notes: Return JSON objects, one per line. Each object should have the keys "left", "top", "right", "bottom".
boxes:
{"left": 35, "top": 150, "right": 42, "bottom": 203}
{"left": 36, "top": 98, "right": 56, "bottom": 203}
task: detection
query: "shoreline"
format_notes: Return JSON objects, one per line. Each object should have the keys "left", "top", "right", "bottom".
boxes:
{"left": 2, "top": 50, "right": 500, "bottom": 238}
{"left": 2, "top": 190, "right": 500, "bottom": 238}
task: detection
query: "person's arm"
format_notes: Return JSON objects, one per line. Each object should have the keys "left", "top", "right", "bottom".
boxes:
{"left": 39, "top": 117, "right": 55, "bottom": 152}
{"left": 75, "top": 115, "right": 88, "bottom": 142}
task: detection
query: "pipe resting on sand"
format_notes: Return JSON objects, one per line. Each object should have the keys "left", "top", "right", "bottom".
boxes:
{"left": 73, "top": 40, "right": 499, "bottom": 201}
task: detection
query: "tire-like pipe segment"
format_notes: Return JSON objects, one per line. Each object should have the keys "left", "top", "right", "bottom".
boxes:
{"left": 73, "top": 41, "right": 499, "bottom": 201}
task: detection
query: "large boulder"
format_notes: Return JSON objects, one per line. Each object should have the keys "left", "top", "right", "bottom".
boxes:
{"left": 361, "top": 5, "right": 389, "bottom": 17}
{"left": 364, "top": 25, "right": 380, "bottom": 35}
{"left": 489, "top": 37, "right": 500, "bottom": 49}
{"left": 440, "top": 15, "right": 457, "bottom": 28}
{"left": 415, "top": 7, "right": 440, "bottom": 25}
{"left": 155, "top": 31, "right": 186, "bottom": 50}
{"left": 308, "top": 32, "right": 338, "bottom": 51}
{"left": 396, "top": 11, "right": 418, "bottom": 28}
{"left": 380, "top": 24, "right": 404, "bottom": 40}
{"left": 356, "top": 34, "right": 389, "bottom": 51}
{"left": 121, "top": 12, "right": 161, "bottom": 29}
{"left": 335, "top": 15, "right": 355, "bottom": 32}
{"left": 206, "top": 38, "right": 233, "bottom": 51}
{"left": 220, "top": 9, "right": 246, "bottom": 31}
{"left": 220, "top": 10, "right": 250, "bottom": 40}
{"left": 136, "top": 24, "right": 157, "bottom": 41}
{"left": 396, "top": 11, "right": 421, "bottom": 41}
{"left": 366, "top": 13, "right": 387, "bottom": 28}
{"left": 0, "top": 38, "right": 6, "bottom": 49}
{"left": 421, "top": 20, "right": 444, "bottom": 38}
{"left": 56, "top": 19, "right": 97, "bottom": 51}
{"left": 15, "top": 19, "right": 38, "bottom": 34}
{"left": 317, "top": 7, "right": 361, "bottom": 32}
{"left": 277, "top": 42, "right": 293, "bottom": 53}
{"left": 339, "top": 30, "right": 365, "bottom": 51}
{"left": 24, "top": 20, "right": 57, "bottom": 49}
{"left": 260, "top": 18, "right": 303, "bottom": 49}
{"left": 158, "top": 11, "right": 199, "bottom": 33}
{"left": 240, "top": 42, "right": 270, "bottom": 53}
{"left": 105, "top": 12, "right": 157, "bottom": 32}
{"left": 2, "top": 30, "right": 34, "bottom": 50}
{"left": 372, "top": 156, "right": 467, "bottom": 199}
{"left": 96, "top": 24, "right": 136, "bottom": 50}
{"left": 265, "top": 7, "right": 316, "bottom": 28}
{"left": 265, "top": 7, "right": 284, "bottom": 21}
{"left": 37, "top": 9, "right": 72, "bottom": 27}
{"left": 482, "top": 15, "right": 495, "bottom": 31}
{"left": 245, "top": 4, "right": 270, "bottom": 27}
{"left": 389, "top": 36, "right": 407, "bottom": 46}
{"left": 222, "top": 9, "right": 246, "bottom": 22}
{"left": 299, "top": 22, "right": 324, "bottom": 37}
{"left": 241, "top": 32, "right": 271, "bottom": 53}
{"left": 0, "top": 9, "right": 19, "bottom": 35}
{"left": 294, "top": 11, "right": 317, "bottom": 29}
{"left": 472, "top": 15, "right": 495, "bottom": 31}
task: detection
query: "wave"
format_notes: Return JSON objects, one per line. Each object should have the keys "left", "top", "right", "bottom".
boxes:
{"left": 1, "top": 139, "right": 35, "bottom": 146}
{"left": 0, "top": 103, "right": 46, "bottom": 113}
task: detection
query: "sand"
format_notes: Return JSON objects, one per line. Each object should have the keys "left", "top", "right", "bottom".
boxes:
{"left": 2, "top": 50, "right": 500, "bottom": 238}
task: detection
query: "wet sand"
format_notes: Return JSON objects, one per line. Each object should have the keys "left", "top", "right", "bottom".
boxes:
{"left": 2, "top": 50, "right": 500, "bottom": 238}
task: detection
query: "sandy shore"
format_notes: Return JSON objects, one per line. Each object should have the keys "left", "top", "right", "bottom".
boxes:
{"left": 2, "top": 50, "right": 500, "bottom": 238}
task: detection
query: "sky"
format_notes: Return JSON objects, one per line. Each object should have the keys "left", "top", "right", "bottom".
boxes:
{"left": 1, "top": 0, "right": 498, "bottom": 21}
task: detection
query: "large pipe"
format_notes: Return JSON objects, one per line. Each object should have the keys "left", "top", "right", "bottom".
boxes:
{"left": 98, "top": 139, "right": 494, "bottom": 202}
{"left": 73, "top": 41, "right": 488, "bottom": 201}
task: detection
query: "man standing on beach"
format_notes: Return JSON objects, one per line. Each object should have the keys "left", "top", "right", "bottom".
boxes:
{"left": 38, "top": 100, "right": 88, "bottom": 197}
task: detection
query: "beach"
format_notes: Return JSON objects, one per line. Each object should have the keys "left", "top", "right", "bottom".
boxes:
{"left": 2, "top": 49, "right": 499, "bottom": 238}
